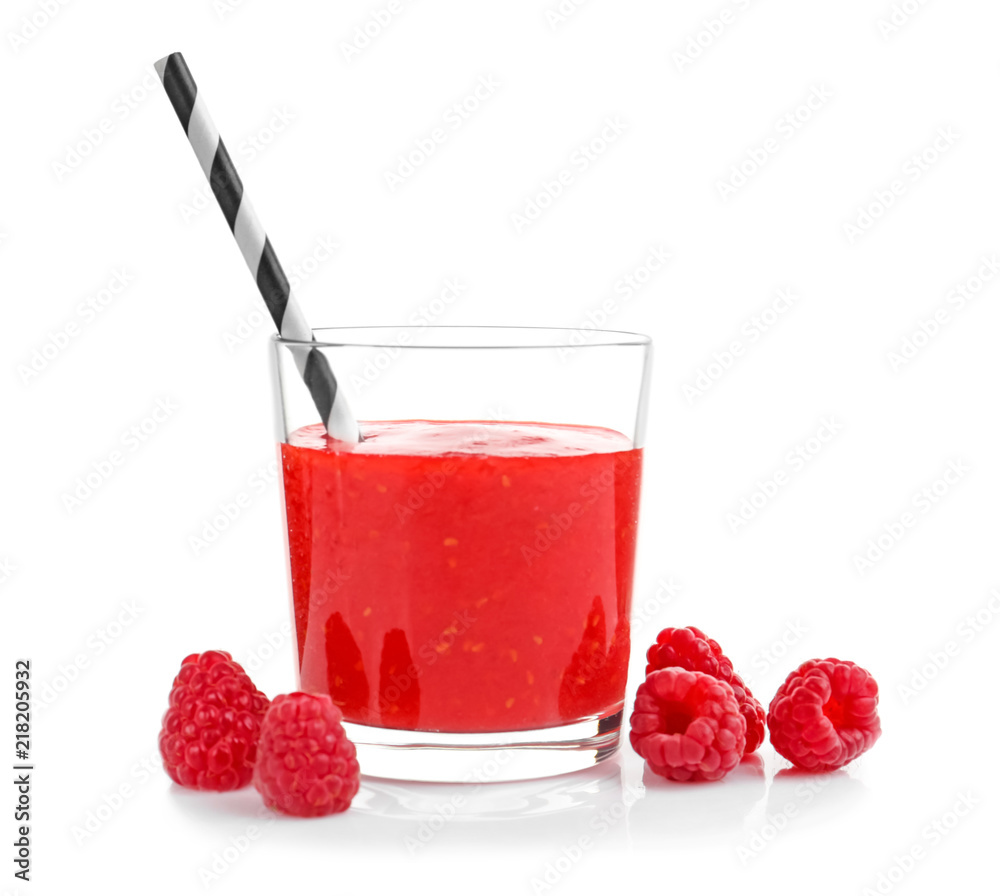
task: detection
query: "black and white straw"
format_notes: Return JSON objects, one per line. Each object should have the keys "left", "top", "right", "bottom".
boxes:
{"left": 154, "top": 51, "right": 360, "bottom": 442}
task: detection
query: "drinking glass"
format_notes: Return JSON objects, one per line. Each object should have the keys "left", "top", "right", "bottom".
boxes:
{"left": 271, "top": 326, "right": 651, "bottom": 782}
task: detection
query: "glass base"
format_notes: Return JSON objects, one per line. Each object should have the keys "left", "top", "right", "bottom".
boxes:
{"left": 343, "top": 710, "right": 623, "bottom": 783}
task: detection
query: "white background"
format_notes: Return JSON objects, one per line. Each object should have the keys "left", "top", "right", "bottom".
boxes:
{"left": 2, "top": 0, "right": 998, "bottom": 893}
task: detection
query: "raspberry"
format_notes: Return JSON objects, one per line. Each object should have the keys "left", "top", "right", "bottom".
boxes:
{"left": 254, "top": 693, "right": 360, "bottom": 817}
{"left": 630, "top": 668, "right": 746, "bottom": 782}
{"left": 740, "top": 696, "right": 767, "bottom": 755}
{"left": 158, "top": 650, "right": 269, "bottom": 791}
{"left": 767, "top": 658, "right": 881, "bottom": 772}
{"left": 645, "top": 626, "right": 766, "bottom": 754}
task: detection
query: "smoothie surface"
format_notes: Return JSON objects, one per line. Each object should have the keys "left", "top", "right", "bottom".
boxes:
{"left": 288, "top": 419, "right": 634, "bottom": 457}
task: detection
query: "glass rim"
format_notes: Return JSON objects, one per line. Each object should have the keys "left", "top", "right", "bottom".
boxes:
{"left": 273, "top": 324, "right": 652, "bottom": 350}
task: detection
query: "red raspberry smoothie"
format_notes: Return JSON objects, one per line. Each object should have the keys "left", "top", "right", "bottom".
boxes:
{"left": 281, "top": 420, "right": 642, "bottom": 733}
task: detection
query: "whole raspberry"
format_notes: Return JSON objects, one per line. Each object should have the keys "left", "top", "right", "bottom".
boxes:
{"left": 254, "top": 693, "right": 360, "bottom": 817}
{"left": 630, "top": 668, "right": 746, "bottom": 782}
{"left": 158, "top": 650, "right": 269, "bottom": 791}
{"left": 645, "top": 626, "right": 766, "bottom": 754}
{"left": 767, "top": 658, "right": 881, "bottom": 772}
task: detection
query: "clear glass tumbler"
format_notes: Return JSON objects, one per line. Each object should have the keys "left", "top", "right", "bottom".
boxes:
{"left": 271, "top": 326, "right": 652, "bottom": 782}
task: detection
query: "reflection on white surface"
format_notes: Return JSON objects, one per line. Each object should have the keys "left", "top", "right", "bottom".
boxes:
{"left": 164, "top": 750, "right": 873, "bottom": 864}
{"left": 764, "top": 766, "right": 870, "bottom": 826}
{"left": 167, "top": 782, "right": 269, "bottom": 821}
{"left": 354, "top": 757, "right": 626, "bottom": 821}
{"left": 167, "top": 756, "right": 632, "bottom": 856}
{"left": 167, "top": 757, "right": 627, "bottom": 823}
{"left": 628, "top": 754, "right": 768, "bottom": 842}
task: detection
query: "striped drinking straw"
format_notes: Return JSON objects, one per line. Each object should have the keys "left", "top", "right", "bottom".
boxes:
{"left": 154, "top": 51, "right": 361, "bottom": 442}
